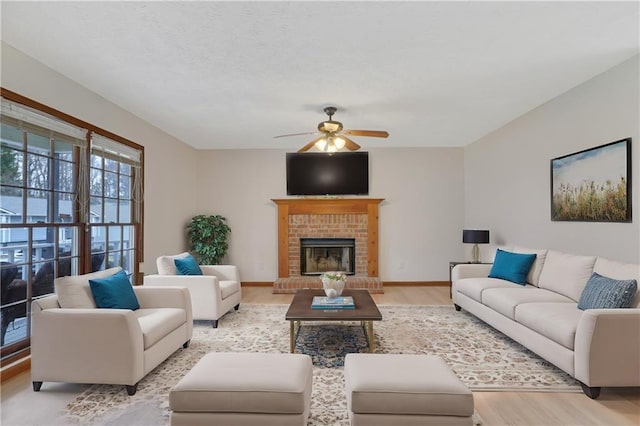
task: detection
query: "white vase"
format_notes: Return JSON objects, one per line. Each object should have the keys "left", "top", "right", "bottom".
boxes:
{"left": 321, "top": 278, "right": 345, "bottom": 298}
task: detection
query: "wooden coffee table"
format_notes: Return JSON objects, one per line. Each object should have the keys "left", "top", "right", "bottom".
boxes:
{"left": 285, "top": 289, "right": 382, "bottom": 353}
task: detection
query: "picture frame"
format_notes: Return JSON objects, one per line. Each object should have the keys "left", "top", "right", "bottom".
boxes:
{"left": 550, "top": 138, "right": 631, "bottom": 222}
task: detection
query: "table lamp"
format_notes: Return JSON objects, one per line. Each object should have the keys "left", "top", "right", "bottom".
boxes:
{"left": 463, "top": 229, "right": 490, "bottom": 263}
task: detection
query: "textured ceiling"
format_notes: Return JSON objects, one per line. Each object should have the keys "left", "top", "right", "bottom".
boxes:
{"left": 1, "top": 1, "right": 638, "bottom": 150}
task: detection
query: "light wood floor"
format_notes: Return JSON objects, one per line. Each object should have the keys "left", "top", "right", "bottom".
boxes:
{"left": 2, "top": 286, "right": 639, "bottom": 426}
{"left": 244, "top": 285, "right": 640, "bottom": 426}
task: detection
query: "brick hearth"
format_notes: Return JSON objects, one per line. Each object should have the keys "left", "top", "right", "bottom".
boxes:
{"left": 272, "top": 198, "right": 384, "bottom": 294}
{"left": 274, "top": 276, "right": 384, "bottom": 294}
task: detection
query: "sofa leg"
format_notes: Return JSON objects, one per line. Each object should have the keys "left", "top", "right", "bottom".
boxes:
{"left": 212, "top": 320, "right": 219, "bottom": 328}
{"left": 125, "top": 384, "right": 138, "bottom": 396}
{"left": 183, "top": 340, "right": 190, "bottom": 348}
{"left": 454, "top": 304, "right": 461, "bottom": 311}
{"left": 234, "top": 304, "right": 240, "bottom": 311}
{"left": 32, "top": 381, "right": 43, "bottom": 392}
{"left": 579, "top": 382, "right": 601, "bottom": 399}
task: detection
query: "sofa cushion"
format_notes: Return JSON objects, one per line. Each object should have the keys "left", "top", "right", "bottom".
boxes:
{"left": 157, "top": 252, "right": 190, "bottom": 275}
{"left": 89, "top": 270, "right": 140, "bottom": 310}
{"left": 594, "top": 258, "right": 640, "bottom": 308}
{"left": 135, "top": 308, "right": 187, "bottom": 349}
{"left": 538, "top": 250, "right": 596, "bottom": 301}
{"left": 577, "top": 272, "right": 637, "bottom": 310}
{"left": 488, "top": 249, "right": 537, "bottom": 285}
{"left": 455, "top": 277, "right": 516, "bottom": 303}
{"left": 220, "top": 280, "right": 240, "bottom": 299}
{"left": 515, "top": 303, "right": 582, "bottom": 350}
{"left": 513, "top": 246, "right": 548, "bottom": 286}
{"left": 482, "top": 286, "right": 575, "bottom": 320}
{"left": 55, "top": 267, "right": 123, "bottom": 308}
{"left": 174, "top": 254, "right": 203, "bottom": 276}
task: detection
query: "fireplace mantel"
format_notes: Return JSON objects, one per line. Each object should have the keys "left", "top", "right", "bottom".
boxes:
{"left": 272, "top": 198, "right": 384, "bottom": 278}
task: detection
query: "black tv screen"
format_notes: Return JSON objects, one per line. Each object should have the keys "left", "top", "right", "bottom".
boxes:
{"left": 286, "top": 152, "right": 369, "bottom": 196}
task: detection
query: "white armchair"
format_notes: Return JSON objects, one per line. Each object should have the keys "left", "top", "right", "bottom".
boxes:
{"left": 31, "top": 267, "right": 193, "bottom": 396}
{"left": 143, "top": 253, "right": 241, "bottom": 328}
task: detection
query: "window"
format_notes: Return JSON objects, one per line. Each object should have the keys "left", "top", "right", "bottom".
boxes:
{"left": 0, "top": 91, "right": 144, "bottom": 361}
{"left": 89, "top": 134, "right": 143, "bottom": 277}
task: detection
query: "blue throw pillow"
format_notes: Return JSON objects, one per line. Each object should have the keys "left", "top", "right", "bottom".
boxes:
{"left": 577, "top": 272, "right": 637, "bottom": 310}
{"left": 174, "top": 255, "right": 203, "bottom": 276}
{"left": 488, "top": 249, "right": 537, "bottom": 285}
{"left": 89, "top": 270, "right": 140, "bottom": 310}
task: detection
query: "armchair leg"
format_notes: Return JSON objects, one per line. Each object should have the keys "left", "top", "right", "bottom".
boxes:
{"left": 32, "top": 381, "right": 43, "bottom": 392}
{"left": 183, "top": 340, "right": 190, "bottom": 348}
{"left": 125, "top": 384, "right": 138, "bottom": 396}
{"left": 212, "top": 320, "right": 219, "bottom": 328}
{"left": 234, "top": 304, "right": 240, "bottom": 311}
{"left": 454, "top": 304, "right": 461, "bottom": 311}
{"left": 579, "top": 382, "right": 601, "bottom": 399}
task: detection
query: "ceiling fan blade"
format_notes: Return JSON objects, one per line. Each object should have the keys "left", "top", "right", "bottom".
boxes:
{"left": 297, "top": 136, "right": 325, "bottom": 152}
{"left": 344, "top": 129, "right": 389, "bottom": 138}
{"left": 341, "top": 136, "right": 361, "bottom": 151}
{"left": 274, "top": 131, "right": 318, "bottom": 139}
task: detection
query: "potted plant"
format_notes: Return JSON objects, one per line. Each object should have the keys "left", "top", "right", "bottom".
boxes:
{"left": 186, "top": 214, "right": 231, "bottom": 265}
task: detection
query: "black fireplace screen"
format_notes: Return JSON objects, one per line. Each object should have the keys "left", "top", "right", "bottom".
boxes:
{"left": 300, "top": 238, "right": 355, "bottom": 275}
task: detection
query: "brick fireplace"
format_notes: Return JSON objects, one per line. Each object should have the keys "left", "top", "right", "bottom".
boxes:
{"left": 272, "top": 198, "right": 384, "bottom": 293}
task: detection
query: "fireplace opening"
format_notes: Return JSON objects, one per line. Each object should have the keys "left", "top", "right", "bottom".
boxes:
{"left": 300, "top": 238, "right": 355, "bottom": 276}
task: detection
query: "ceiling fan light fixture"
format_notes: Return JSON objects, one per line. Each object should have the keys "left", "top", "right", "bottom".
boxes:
{"left": 315, "top": 138, "right": 327, "bottom": 151}
{"left": 275, "top": 105, "right": 388, "bottom": 152}
{"left": 321, "top": 121, "right": 341, "bottom": 133}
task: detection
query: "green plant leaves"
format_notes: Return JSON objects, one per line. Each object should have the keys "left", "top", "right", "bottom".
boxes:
{"left": 186, "top": 214, "right": 231, "bottom": 264}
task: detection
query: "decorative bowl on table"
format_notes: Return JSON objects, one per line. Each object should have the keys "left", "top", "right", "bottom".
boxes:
{"left": 321, "top": 271, "right": 347, "bottom": 298}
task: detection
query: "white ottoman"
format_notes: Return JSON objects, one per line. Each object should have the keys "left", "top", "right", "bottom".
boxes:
{"left": 170, "top": 352, "right": 313, "bottom": 426}
{"left": 344, "top": 354, "right": 474, "bottom": 426}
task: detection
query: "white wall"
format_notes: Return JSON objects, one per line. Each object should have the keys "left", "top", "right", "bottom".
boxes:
{"left": 195, "top": 149, "right": 284, "bottom": 281}
{"left": 196, "top": 148, "right": 465, "bottom": 281}
{"left": 1, "top": 43, "right": 201, "bottom": 273}
{"left": 464, "top": 56, "right": 639, "bottom": 263}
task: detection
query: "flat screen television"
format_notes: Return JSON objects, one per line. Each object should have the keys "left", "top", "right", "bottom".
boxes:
{"left": 286, "top": 151, "right": 369, "bottom": 196}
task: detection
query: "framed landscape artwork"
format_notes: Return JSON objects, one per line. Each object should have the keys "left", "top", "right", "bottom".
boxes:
{"left": 551, "top": 138, "right": 631, "bottom": 222}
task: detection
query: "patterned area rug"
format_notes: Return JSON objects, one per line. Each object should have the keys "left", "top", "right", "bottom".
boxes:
{"left": 63, "top": 304, "right": 580, "bottom": 425}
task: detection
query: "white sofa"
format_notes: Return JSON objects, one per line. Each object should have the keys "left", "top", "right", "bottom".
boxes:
{"left": 452, "top": 247, "right": 640, "bottom": 399}
{"left": 143, "top": 253, "right": 241, "bottom": 328}
{"left": 31, "top": 267, "right": 193, "bottom": 395}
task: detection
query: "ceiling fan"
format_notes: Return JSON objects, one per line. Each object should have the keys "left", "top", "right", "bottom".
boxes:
{"left": 274, "top": 106, "right": 389, "bottom": 153}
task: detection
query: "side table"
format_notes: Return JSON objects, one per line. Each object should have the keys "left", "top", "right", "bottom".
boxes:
{"left": 448, "top": 261, "right": 492, "bottom": 298}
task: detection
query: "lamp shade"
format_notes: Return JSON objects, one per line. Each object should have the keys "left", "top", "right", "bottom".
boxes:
{"left": 462, "top": 229, "right": 490, "bottom": 244}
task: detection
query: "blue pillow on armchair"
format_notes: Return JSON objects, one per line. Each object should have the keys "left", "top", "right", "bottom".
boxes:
{"left": 175, "top": 254, "right": 203, "bottom": 276}
{"left": 89, "top": 270, "right": 140, "bottom": 310}
{"left": 488, "top": 249, "right": 537, "bottom": 285}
